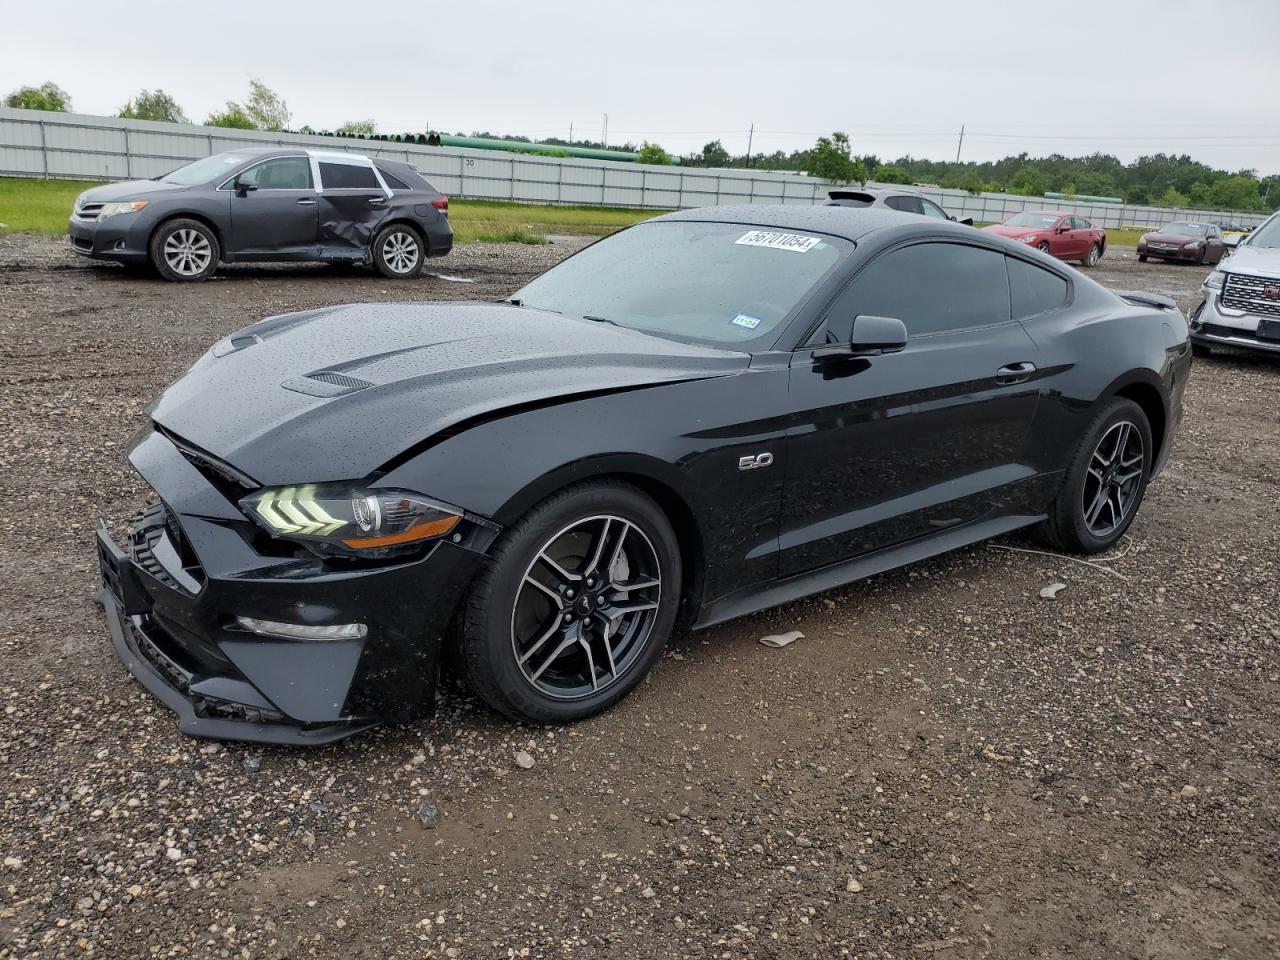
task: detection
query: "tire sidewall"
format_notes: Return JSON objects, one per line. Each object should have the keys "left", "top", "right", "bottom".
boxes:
{"left": 372, "top": 223, "right": 425, "bottom": 279}
{"left": 468, "top": 483, "right": 681, "bottom": 722}
{"left": 1058, "top": 398, "right": 1153, "bottom": 552}
{"left": 149, "top": 218, "right": 219, "bottom": 282}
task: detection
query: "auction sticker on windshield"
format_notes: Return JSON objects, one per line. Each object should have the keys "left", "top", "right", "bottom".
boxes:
{"left": 735, "top": 231, "right": 822, "bottom": 253}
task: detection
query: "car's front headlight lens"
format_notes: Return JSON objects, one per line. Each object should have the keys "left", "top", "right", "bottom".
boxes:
{"left": 1205, "top": 270, "right": 1226, "bottom": 290}
{"left": 97, "top": 200, "right": 149, "bottom": 220}
{"left": 1186, "top": 240, "right": 1203, "bottom": 249}
{"left": 241, "top": 485, "right": 461, "bottom": 557}
{"left": 1021, "top": 234, "right": 1040, "bottom": 244}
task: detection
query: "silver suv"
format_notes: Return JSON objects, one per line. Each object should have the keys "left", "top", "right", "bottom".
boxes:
{"left": 1192, "top": 211, "right": 1280, "bottom": 358}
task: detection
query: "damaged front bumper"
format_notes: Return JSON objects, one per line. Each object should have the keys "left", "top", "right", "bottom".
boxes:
{"left": 95, "top": 428, "right": 489, "bottom": 744}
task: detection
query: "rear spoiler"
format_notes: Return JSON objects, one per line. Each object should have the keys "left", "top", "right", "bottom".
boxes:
{"left": 1116, "top": 290, "right": 1178, "bottom": 311}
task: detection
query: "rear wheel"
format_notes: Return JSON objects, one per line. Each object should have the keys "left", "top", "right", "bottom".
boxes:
{"left": 1083, "top": 243, "right": 1101, "bottom": 267}
{"left": 1038, "top": 398, "right": 1151, "bottom": 554}
{"left": 461, "top": 481, "right": 681, "bottom": 723}
{"left": 149, "top": 219, "right": 219, "bottom": 282}
{"left": 372, "top": 223, "right": 424, "bottom": 278}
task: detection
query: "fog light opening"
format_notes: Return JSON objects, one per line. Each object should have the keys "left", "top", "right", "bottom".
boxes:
{"left": 235, "top": 616, "right": 367, "bottom": 641}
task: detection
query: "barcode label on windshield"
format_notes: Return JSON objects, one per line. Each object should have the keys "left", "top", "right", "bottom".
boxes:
{"left": 735, "top": 230, "right": 821, "bottom": 253}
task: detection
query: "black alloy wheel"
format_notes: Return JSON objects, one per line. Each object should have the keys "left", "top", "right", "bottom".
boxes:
{"left": 461, "top": 481, "right": 681, "bottom": 722}
{"left": 1038, "top": 397, "right": 1151, "bottom": 553}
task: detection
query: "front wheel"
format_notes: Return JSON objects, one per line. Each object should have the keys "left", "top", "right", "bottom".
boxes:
{"left": 372, "top": 223, "right": 425, "bottom": 278}
{"left": 1083, "top": 243, "right": 1101, "bottom": 268}
{"left": 1037, "top": 398, "right": 1152, "bottom": 553}
{"left": 1192, "top": 342, "right": 1212, "bottom": 359}
{"left": 149, "top": 219, "right": 219, "bottom": 282}
{"left": 1138, "top": 254, "right": 1148, "bottom": 263}
{"left": 460, "top": 481, "right": 682, "bottom": 723}
{"left": 1038, "top": 241, "right": 1051, "bottom": 255}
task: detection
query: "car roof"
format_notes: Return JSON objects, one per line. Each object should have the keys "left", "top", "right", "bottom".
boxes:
{"left": 828, "top": 186, "right": 921, "bottom": 199}
{"left": 221, "top": 146, "right": 382, "bottom": 162}
{"left": 653, "top": 204, "right": 970, "bottom": 242}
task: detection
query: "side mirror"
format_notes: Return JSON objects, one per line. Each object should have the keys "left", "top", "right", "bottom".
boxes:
{"left": 234, "top": 178, "right": 258, "bottom": 196}
{"left": 813, "top": 315, "right": 908, "bottom": 359}
{"left": 957, "top": 216, "right": 974, "bottom": 227}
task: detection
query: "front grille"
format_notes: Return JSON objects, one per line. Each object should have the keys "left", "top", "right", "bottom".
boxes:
{"left": 194, "top": 696, "right": 284, "bottom": 724}
{"left": 1222, "top": 272, "right": 1280, "bottom": 318}
{"left": 70, "top": 236, "right": 92, "bottom": 251}
{"left": 129, "top": 504, "right": 204, "bottom": 593}
{"left": 74, "top": 202, "right": 103, "bottom": 221}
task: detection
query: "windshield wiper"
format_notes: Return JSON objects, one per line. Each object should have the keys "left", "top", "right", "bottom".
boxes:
{"left": 582, "top": 314, "right": 622, "bottom": 327}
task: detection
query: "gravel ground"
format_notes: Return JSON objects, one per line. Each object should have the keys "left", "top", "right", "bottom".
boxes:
{"left": 1, "top": 236, "right": 1277, "bottom": 960}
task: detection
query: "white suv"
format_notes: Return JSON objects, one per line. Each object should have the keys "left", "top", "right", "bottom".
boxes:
{"left": 1192, "top": 211, "right": 1280, "bottom": 358}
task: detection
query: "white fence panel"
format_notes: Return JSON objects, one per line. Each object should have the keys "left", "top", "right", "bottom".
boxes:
{"left": 0, "top": 107, "right": 1270, "bottom": 229}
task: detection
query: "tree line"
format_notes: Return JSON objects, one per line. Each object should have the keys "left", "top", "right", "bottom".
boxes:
{"left": 6, "top": 82, "right": 1275, "bottom": 212}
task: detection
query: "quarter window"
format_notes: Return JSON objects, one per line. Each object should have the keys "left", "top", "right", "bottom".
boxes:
{"left": 319, "top": 162, "right": 380, "bottom": 189}
{"left": 886, "top": 195, "right": 925, "bottom": 215}
{"left": 1008, "top": 256, "right": 1068, "bottom": 319}
{"left": 378, "top": 169, "right": 411, "bottom": 190}
{"left": 235, "top": 156, "right": 312, "bottom": 190}
{"left": 821, "top": 242, "right": 1011, "bottom": 341}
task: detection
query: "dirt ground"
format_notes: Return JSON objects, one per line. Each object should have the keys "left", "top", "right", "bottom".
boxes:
{"left": 1, "top": 235, "right": 1277, "bottom": 960}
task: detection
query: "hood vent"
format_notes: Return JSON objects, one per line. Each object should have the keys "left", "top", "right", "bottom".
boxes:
{"left": 281, "top": 370, "right": 375, "bottom": 398}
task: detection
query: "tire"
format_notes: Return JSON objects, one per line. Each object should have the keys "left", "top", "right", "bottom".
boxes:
{"left": 149, "top": 218, "right": 219, "bottom": 282}
{"left": 1192, "top": 342, "right": 1212, "bottom": 359}
{"left": 461, "top": 481, "right": 682, "bottom": 723}
{"left": 1037, "top": 397, "right": 1152, "bottom": 554}
{"left": 1083, "top": 243, "right": 1101, "bottom": 268}
{"left": 1038, "top": 241, "right": 1051, "bottom": 255}
{"left": 371, "top": 223, "right": 425, "bottom": 279}
{"left": 1138, "top": 255, "right": 1148, "bottom": 263}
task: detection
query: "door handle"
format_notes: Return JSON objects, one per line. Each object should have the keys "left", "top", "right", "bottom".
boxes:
{"left": 296, "top": 198, "right": 317, "bottom": 206}
{"left": 368, "top": 197, "right": 386, "bottom": 205}
{"left": 996, "top": 361, "right": 1037, "bottom": 384}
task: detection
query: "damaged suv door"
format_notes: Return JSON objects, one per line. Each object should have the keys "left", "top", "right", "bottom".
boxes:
{"left": 316, "top": 158, "right": 389, "bottom": 260}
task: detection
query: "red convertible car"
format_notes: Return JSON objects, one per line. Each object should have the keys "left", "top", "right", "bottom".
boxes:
{"left": 983, "top": 211, "right": 1107, "bottom": 267}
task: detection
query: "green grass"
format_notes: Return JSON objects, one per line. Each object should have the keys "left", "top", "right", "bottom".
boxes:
{"left": 0, "top": 176, "right": 660, "bottom": 243}
{"left": 0, "top": 177, "right": 99, "bottom": 233}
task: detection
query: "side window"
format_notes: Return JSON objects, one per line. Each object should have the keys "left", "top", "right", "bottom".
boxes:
{"left": 820, "top": 242, "right": 1011, "bottom": 342}
{"left": 920, "top": 199, "right": 950, "bottom": 219}
{"left": 234, "top": 157, "right": 312, "bottom": 190}
{"left": 378, "top": 169, "right": 410, "bottom": 190}
{"left": 1008, "top": 256, "right": 1069, "bottom": 320}
{"left": 318, "top": 162, "right": 380, "bottom": 189}
{"left": 1072, "top": 217, "right": 1091, "bottom": 229}
{"left": 886, "top": 195, "right": 924, "bottom": 215}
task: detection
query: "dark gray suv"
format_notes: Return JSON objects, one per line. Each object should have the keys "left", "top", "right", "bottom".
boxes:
{"left": 68, "top": 148, "right": 453, "bottom": 281}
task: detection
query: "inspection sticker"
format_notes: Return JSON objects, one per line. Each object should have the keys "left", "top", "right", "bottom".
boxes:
{"left": 735, "top": 230, "right": 821, "bottom": 253}
{"left": 731, "top": 314, "right": 762, "bottom": 330}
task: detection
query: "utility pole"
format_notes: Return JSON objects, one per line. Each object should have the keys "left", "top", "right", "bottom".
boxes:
{"left": 955, "top": 124, "right": 965, "bottom": 163}
{"left": 602, "top": 113, "right": 608, "bottom": 149}
{"left": 569, "top": 121, "right": 573, "bottom": 144}
{"left": 746, "top": 123, "right": 754, "bottom": 169}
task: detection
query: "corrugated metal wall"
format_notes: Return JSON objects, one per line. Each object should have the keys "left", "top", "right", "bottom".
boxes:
{"left": 0, "top": 107, "right": 1270, "bottom": 230}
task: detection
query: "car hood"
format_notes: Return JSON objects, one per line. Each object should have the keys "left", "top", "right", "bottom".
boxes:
{"left": 1222, "top": 245, "right": 1280, "bottom": 279}
{"left": 983, "top": 224, "right": 1039, "bottom": 239}
{"left": 79, "top": 179, "right": 189, "bottom": 203}
{"left": 147, "top": 302, "right": 750, "bottom": 486}
{"left": 1143, "top": 232, "right": 1199, "bottom": 245}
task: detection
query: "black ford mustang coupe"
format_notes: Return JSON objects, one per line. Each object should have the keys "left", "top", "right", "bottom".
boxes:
{"left": 96, "top": 206, "right": 1191, "bottom": 743}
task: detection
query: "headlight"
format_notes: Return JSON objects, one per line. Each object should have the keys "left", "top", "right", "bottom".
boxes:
{"left": 1186, "top": 240, "right": 1203, "bottom": 249}
{"left": 1205, "top": 270, "right": 1226, "bottom": 290}
{"left": 1020, "top": 234, "right": 1040, "bottom": 244}
{"left": 97, "top": 201, "right": 149, "bottom": 220}
{"left": 241, "top": 485, "right": 461, "bottom": 558}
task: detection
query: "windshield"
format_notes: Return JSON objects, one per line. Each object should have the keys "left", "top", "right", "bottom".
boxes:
{"left": 1160, "top": 222, "right": 1207, "bottom": 237}
{"left": 1006, "top": 213, "right": 1060, "bottom": 229}
{"left": 159, "top": 152, "right": 255, "bottom": 185}
{"left": 1243, "top": 215, "right": 1280, "bottom": 248}
{"left": 513, "top": 221, "right": 848, "bottom": 347}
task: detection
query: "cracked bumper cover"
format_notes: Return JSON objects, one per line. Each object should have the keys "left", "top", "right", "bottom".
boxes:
{"left": 95, "top": 428, "right": 489, "bottom": 744}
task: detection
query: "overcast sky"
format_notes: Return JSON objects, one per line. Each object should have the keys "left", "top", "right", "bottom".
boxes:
{"left": 4, "top": 0, "right": 1280, "bottom": 174}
